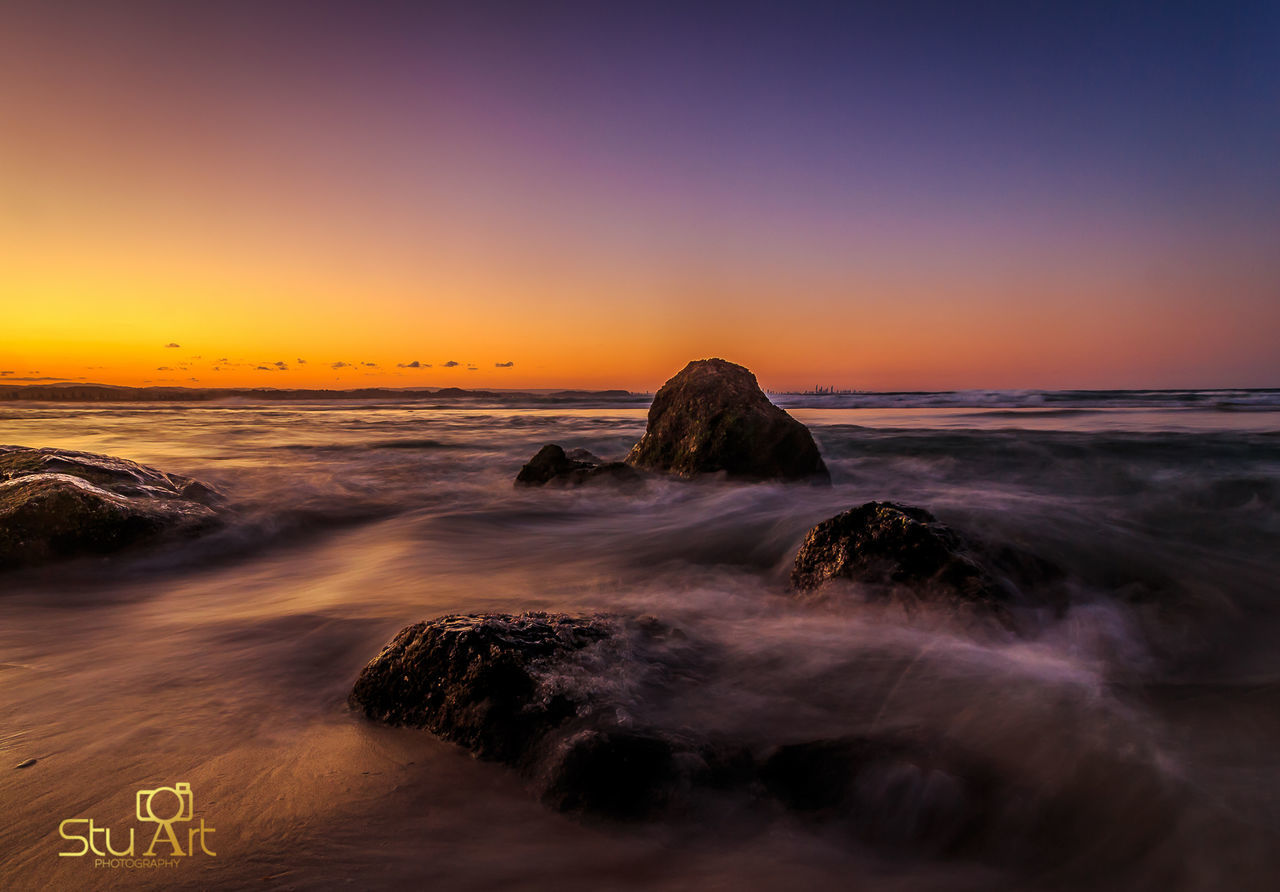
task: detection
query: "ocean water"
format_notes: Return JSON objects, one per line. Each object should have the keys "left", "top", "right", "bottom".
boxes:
{"left": 1, "top": 396, "right": 1278, "bottom": 890}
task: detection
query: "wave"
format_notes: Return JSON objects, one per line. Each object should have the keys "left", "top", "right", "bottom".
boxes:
{"left": 773, "top": 388, "right": 1280, "bottom": 410}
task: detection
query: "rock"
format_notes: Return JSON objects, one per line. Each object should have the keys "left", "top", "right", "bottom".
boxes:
{"left": 759, "top": 735, "right": 991, "bottom": 852}
{"left": 350, "top": 612, "right": 1005, "bottom": 828}
{"left": 0, "top": 446, "right": 223, "bottom": 569}
{"left": 515, "top": 444, "right": 644, "bottom": 488}
{"left": 790, "top": 501, "right": 1060, "bottom": 616}
{"left": 625, "top": 358, "right": 828, "bottom": 482}
{"left": 564, "top": 448, "right": 605, "bottom": 464}
{"left": 541, "top": 728, "right": 682, "bottom": 818}
{"left": 354, "top": 612, "right": 1156, "bottom": 845}
{"left": 349, "top": 612, "right": 617, "bottom": 761}
{"left": 350, "top": 612, "right": 720, "bottom": 818}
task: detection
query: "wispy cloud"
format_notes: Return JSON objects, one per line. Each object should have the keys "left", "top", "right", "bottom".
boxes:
{"left": 274, "top": 361, "right": 288, "bottom": 369}
{"left": 495, "top": 361, "right": 514, "bottom": 368}
{"left": 331, "top": 361, "right": 350, "bottom": 369}
{"left": 164, "top": 342, "right": 181, "bottom": 348}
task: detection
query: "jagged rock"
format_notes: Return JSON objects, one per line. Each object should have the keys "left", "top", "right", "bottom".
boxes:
{"left": 625, "top": 358, "right": 829, "bottom": 482}
{"left": 0, "top": 446, "right": 224, "bottom": 569}
{"left": 515, "top": 444, "right": 643, "bottom": 488}
{"left": 790, "top": 501, "right": 1061, "bottom": 616}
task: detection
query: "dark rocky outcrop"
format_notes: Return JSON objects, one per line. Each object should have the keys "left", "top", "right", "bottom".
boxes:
{"left": 0, "top": 446, "right": 223, "bottom": 569}
{"left": 350, "top": 610, "right": 1183, "bottom": 866}
{"left": 625, "top": 358, "right": 829, "bottom": 482}
{"left": 349, "top": 612, "right": 709, "bottom": 818}
{"left": 515, "top": 444, "right": 643, "bottom": 488}
{"left": 790, "top": 501, "right": 1062, "bottom": 617}
{"left": 349, "top": 612, "right": 617, "bottom": 761}
{"left": 351, "top": 613, "right": 1000, "bottom": 833}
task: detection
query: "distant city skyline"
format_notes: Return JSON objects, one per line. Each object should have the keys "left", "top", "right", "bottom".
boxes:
{"left": 3, "top": 1, "right": 1278, "bottom": 390}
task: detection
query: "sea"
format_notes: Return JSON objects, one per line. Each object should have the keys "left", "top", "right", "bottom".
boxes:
{"left": 1, "top": 389, "right": 1277, "bottom": 890}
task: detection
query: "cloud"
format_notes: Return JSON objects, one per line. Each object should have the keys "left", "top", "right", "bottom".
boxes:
{"left": 466, "top": 365, "right": 478, "bottom": 371}
{"left": 362, "top": 362, "right": 378, "bottom": 368}
{"left": 494, "top": 361, "right": 514, "bottom": 368}
{"left": 441, "top": 360, "right": 459, "bottom": 368}
{"left": 274, "top": 361, "right": 288, "bottom": 369}
{"left": 1, "top": 376, "right": 76, "bottom": 382}
{"left": 397, "top": 360, "right": 427, "bottom": 368}
{"left": 164, "top": 342, "right": 180, "bottom": 348}
{"left": 296, "top": 358, "right": 306, "bottom": 364}
{"left": 217, "top": 357, "right": 229, "bottom": 363}
{"left": 0, "top": 371, "right": 12, "bottom": 376}
{"left": 331, "top": 361, "right": 350, "bottom": 369}
{"left": 156, "top": 366, "right": 173, "bottom": 371}
{"left": 256, "top": 365, "right": 272, "bottom": 370}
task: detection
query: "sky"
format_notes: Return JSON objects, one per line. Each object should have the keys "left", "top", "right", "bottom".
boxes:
{"left": 2, "top": 0, "right": 1278, "bottom": 391}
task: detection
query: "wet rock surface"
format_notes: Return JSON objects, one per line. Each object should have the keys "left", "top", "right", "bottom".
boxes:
{"left": 790, "top": 501, "right": 1062, "bottom": 617}
{"left": 351, "top": 612, "right": 1021, "bottom": 838}
{"left": 0, "top": 446, "right": 223, "bottom": 569}
{"left": 350, "top": 612, "right": 718, "bottom": 817}
{"left": 349, "top": 612, "right": 618, "bottom": 760}
{"left": 625, "top": 358, "right": 829, "bottom": 482}
{"left": 515, "top": 444, "right": 643, "bottom": 488}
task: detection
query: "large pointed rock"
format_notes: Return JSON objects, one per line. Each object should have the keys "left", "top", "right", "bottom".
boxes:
{"left": 625, "top": 358, "right": 829, "bottom": 482}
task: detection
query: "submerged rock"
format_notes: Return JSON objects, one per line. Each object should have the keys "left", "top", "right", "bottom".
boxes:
{"left": 759, "top": 735, "right": 990, "bottom": 853}
{"left": 515, "top": 444, "right": 643, "bottom": 488}
{"left": 625, "top": 358, "right": 829, "bottom": 482}
{"left": 790, "top": 501, "right": 1060, "bottom": 617}
{"left": 0, "top": 446, "right": 223, "bottom": 569}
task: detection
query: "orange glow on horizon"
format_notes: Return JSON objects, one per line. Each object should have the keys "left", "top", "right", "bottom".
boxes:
{"left": 3, "top": 5, "right": 1277, "bottom": 392}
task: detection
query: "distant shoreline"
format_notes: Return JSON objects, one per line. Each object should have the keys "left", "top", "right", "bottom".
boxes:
{"left": 0, "top": 384, "right": 649, "bottom": 404}
{"left": 2, "top": 383, "right": 1277, "bottom": 410}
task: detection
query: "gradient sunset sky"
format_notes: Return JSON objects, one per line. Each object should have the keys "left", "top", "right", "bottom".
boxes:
{"left": 2, "top": 1, "right": 1277, "bottom": 391}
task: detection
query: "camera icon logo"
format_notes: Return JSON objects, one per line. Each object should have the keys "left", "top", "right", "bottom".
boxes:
{"left": 136, "top": 782, "right": 194, "bottom": 827}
